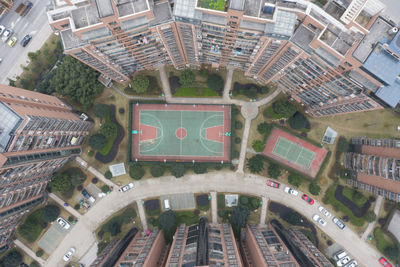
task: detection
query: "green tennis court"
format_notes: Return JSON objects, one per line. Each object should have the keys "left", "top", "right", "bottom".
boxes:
{"left": 272, "top": 137, "right": 315, "bottom": 169}
{"left": 138, "top": 110, "right": 226, "bottom": 157}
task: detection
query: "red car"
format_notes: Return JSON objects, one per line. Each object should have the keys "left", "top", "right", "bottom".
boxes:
{"left": 302, "top": 194, "right": 314, "bottom": 205}
{"left": 267, "top": 180, "right": 280, "bottom": 188}
{"left": 379, "top": 257, "right": 392, "bottom": 267}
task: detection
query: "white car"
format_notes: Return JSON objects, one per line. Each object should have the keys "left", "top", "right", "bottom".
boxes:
{"left": 312, "top": 214, "right": 327, "bottom": 227}
{"left": 344, "top": 260, "right": 357, "bottom": 267}
{"left": 318, "top": 206, "right": 331, "bottom": 218}
{"left": 2, "top": 29, "right": 13, "bottom": 42}
{"left": 284, "top": 186, "right": 298, "bottom": 196}
{"left": 337, "top": 256, "right": 351, "bottom": 266}
{"left": 63, "top": 247, "right": 76, "bottom": 262}
{"left": 0, "top": 25, "right": 5, "bottom": 36}
{"left": 57, "top": 217, "right": 71, "bottom": 230}
{"left": 119, "top": 182, "right": 134, "bottom": 192}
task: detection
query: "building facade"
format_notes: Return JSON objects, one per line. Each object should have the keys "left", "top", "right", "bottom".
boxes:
{"left": 345, "top": 137, "right": 400, "bottom": 202}
{"left": 0, "top": 84, "right": 92, "bottom": 249}
{"left": 47, "top": 0, "right": 399, "bottom": 116}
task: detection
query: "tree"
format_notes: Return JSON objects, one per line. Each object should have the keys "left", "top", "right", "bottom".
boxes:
{"left": 230, "top": 205, "right": 250, "bottom": 229}
{"left": 170, "top": 164, "right": 186, "bottom": 178}
{"left": 193, "top": 163, "right": 207, "bottom": 174}
{"left": 289, "top": 112, "right": 308, "bottom": 130}
{"left": 337, "top": 136, "right": 350, "bottom": 152}
{"left": 273, "top": 100, "right": 297, "bottom": 118}
{"left": 131, "top": 75, "right": 149, "bottom": 93}
{"left": 257, "top": 122, "right": 272, "bottom": 135}
{"left": 288, "top": 173, "right": 303, "bottom": 187}
{"left": 150, "top": 165, "right": 165, "bottom": 177}
{"left": 101, "top": 185, "right": 110, "bottom": 193}
{"left": 243, "top": 87, "right": 258, "bottom": 99}
{"left": 309, "top": 182, "right": 321, "bottom": 195}
{"left": 179, "top": 69, "right": 195, "bottom": 87}
{"left": 252, "top": 140, "right": 265, "bottom": 152}
{"left": 352, "top": 191, "right": 364, "bottom": 202}
{"left": 101, "top": 122, "right": 117, "bottom": 138}
{"left": 105, "top": 170, "right": 113, "bottom": 179}
{"left": 64, "top": 168, "right": 86, "bottom": 186}
{"left": 384, "top": 246, "right": 399, "bottom": 260}
{"left": 235, "top": 121, "right": 243, "bottom": 130}
{"left": 3, "top": 250, "right": 23, "bottom": 267}
{"left": 50, "top": 172, "right": 72, "bottom": 194}
{"left": 93, "top": 104, "right": 109, "bottom": 118}
{"left": 129, "top": 164, "right": 145, "bottom": 180}
{"left": 30, "top": 261, "right": 41, "bottom": 267}
{"left": 159, "top": 210, "right": 177, "bottom": 231}
{"left": 89, "top": 133, "right": 107, "bottom": 150}
{"left": 207, "top": 74, "right": 224, "bottom": 93}
{"left": 247, "top": 155, "right": 264, "bottom": 173}
{"left": 267, "top": 163, "right": 281, "bottom": 178}
{"left": 42, "top": 205, "right": 60, "bottom": 222}
{"left": 283, "top": 212, "right": 302, "bottom": 225}
{"left": 363, "top": 210, "right": 376, "bottom": 222}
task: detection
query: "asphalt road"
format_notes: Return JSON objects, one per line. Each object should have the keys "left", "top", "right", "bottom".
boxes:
{"left": 0, "top": 0, "right": 52, "bottom": 84}
{"left": 45, "top": 172, "right": 383, "bottom": 267}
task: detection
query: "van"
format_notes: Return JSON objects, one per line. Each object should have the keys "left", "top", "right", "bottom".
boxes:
{"left": 334, "top": 250, "right": 347, "bottom": 260}
{"left": 164, "top": 199, "right": 170, "bottom": 210}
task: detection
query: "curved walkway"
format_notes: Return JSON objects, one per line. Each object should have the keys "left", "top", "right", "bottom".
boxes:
{"left": 45, "top": 172, "right": 382, "bottom": 267}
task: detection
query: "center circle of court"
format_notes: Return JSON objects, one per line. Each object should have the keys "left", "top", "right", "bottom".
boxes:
{"left": 176, "top": 127, "right": 187, "bottom": 139}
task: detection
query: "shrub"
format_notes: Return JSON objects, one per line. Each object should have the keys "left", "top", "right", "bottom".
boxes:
{"left": 93, "top": 103, "right": 109, "bottom": 118}
{"left": 36, "top": 249, "right": 44, "bottom": 257}
{"left": 50, "top": 172, "right": 72, "bottom": 194}
{"left": 30, "top": 261, "right": 40, "bottom": 267}
{"left": 234, "top": 137, "right": 241, "bottom": 144}
{"left": 101, "top": 185, "right": 110, "bottom": 193}
{"left": 273, "top": 100, "right": 297, "bottom": 118}
{"left": 283, "top": 211, "right": 302, "bottom": 225}
{"left": 337, "top": 136, "right": 350, "bottom": 153}
{"left": 179, "top": 69, "right": 195, "bottom": 87}
{"left": 129, "top": 164, "right": 145, "bottom": 180}
{"left": 240, "top": 196, "right": 248, "bottom": 205}
{"left": 247, "top": 155, "right": 264, "bottom": 173}
{"left": 289, "top": 112, "right": 309, "bottom": 130}
{"left": 260, "top": 85, "right": 269, "bottom": 94}
{"left": 252, "top": 140, "right": 265, "bottom": 152}
{"left": 3, "top": 250, "right": 23, "bottom": 267}
{"left": 89, "top": 133, "right": 107, "bottom": 150}
{"left": 200, "top": 68, "right": 209, "bottom": 77}
{"left": 363, "top": 210, "right": 376, "bottom": 222}
{"left": 242, "top": 87, "right": 258, "bottom": 99}
{"left": 43, "top": 205, "right": 60, "bottom": 222}
{"left": 131, "top": 75, "right": 149, "bottom": 93}
{"left": 148, "top": 217, "right": 156, "bottom": 225}
{"left": 41, "top": 222, "right": 48, "bottom": 228}
{"left": 235, "top": 120, "right": 243, "bottom": 130}
{"left": 68, "top": 216, "right": 74, "bottom": 222}
{"left": 150, "top": 165, "right": 165, "bottom": 177}
{"left": 64, "top": 167, "right": 86, "bottom": 186}
{"left": 92, "top": 177, "right": 98, "bottom": 184}
{"left": 207, "top": 74, "right": 224, "bottom": 93}
{"left": 101, "top": 122, "right": 117, "bottom": 138}
{"left": 309, "top": 182, "right": 321, "bottom": 195}
{"left": 159, "top": 210, "right": 177, "bottom": 231}
{"left": 267, "top": 163, "right": 281, "bottom": 179}
{"left": 193, "top": 163, "right": 207, "bottom": 174}
{"left": 74, "top": 204, "right": 80, "bottom": 210}
{"left": 105, "top": 170, "right": 113, "bottom": 179}
{"left": 257, "top": 122, "right": 272, "bottom": 135}
{"left": 77, "top": 185, "right": 83, "bottom": 191}
{"left": 288, "top": 173, "right": 303, "bottom": 187}
{"left": 170, "top": 164, "right": 185, "bottom": 178}
{"left": 119, "top": 108, "right": 125, "bottom": 114}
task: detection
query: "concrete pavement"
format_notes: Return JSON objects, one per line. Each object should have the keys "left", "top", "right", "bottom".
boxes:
{"left": 135, "top": 200, "right": 148, "bottom": 231}
{"left": 45, "top": 172, "right": 383, "bottom": 267}
{"left": 75, "top": 157, "right": 116, "bottom": 188}
{"left": 237, "top": 118, "right": 252, "bottom": 172}
{"left": 222, "top": 67, "right": 234, "bottom": 100}
{"left": 210, "top": 191, "right": 217, "bottom": 224}
{"left": 259, "top": 196, "right": 268, "bottom": 225}
{"left": 14, "top": 239, "right": 46, "bottom": 266}
{"left": 48, "top": 193, "right": 82, "bottom": 219}
{"left": 361, "top": 195, "right": 384, "bottom": 240}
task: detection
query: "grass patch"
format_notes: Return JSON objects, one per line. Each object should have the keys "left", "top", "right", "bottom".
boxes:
{"left": 144, "top": 199, "right": 161, "bottom": 217}
{"left": 374, "top": 227, "right": 395, "bottom": 252}
{"left": 199, "top": 0, "right": 225, "bottom": 11}
{"left": 342, "top": 187, "right": 368, "bottom": 208}
{"left": 17, "top": 210, "right": 44, "bottom": 243}
{"left": 217, "top": 194, "right": 225, "bottom": 210}
{"left": 124, "top": 74, "right": 162, "bottom": 96}
{"left": 263, "top": 106, "right": 284, "bottom": 119}
{"left": 173, "top": 86, "right": 219, "bottom": 97}
{"left": 176, "top": 211, "right": 200, "bottom": 225}
{"left": 98, "top": 112, "right": 117, "bottom": 156}
{"left": 323, "top": 184, "right": 366, "bottom": 227}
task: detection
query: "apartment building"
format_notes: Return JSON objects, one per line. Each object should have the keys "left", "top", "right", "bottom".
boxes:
{"left": 344, "top": 137, "right": 400, "bottom": 202}
{"left": 0, "top": 84, "right": 92, "bottom": 249}
{"left": 47, "top": 0, "right": 399, "bottom": 116}
{"left": 0, "top": 0, "right": 13, "bottom": 16}
{"left": 165, "top": 217, "right": 243, "bottom": 266}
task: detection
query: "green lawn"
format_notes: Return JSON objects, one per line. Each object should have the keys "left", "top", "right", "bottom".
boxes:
{"left": 17, "top": 209, "right": 44, "bottom": 243}
{"left": 173, "top": 86, "right": 219, "bottom": 97}
{"left": 263, "top": 106, "right": 283, "bottom": 119}
{"left": 176, "top": 211, "right": 200, "bottom": 225}
{"left": 98, "top": 113, "right": 118, "bottom": 156}
{"left": 342, "top": 187, "right": 368, "bottom": 208}
{"left": 374, "top": 228, "right": 395, "bottom": 252}
{"left": 199, "top": 0, "right": 225, "bottom": 10}
{"left": 217, "top": 194, "right": 225, "bottom": 210}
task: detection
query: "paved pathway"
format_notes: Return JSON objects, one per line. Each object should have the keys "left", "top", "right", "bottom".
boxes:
{"left": 237, "top": 118, "right": 252, "bottom": 173}
{"left": 210, "top": 191, "right": 217, "bottom": 224}
{"left": 49, "top": 193, "right": 82, "bottom": 219}
{"left": 158, "top": 65, "right": 172, "bottom": 99}
{"left": 223, "top": 67, "right": 234, "bottom": 100}
{"left": 75, "top": 157, "right": 116, "bottom": 188}
{"left": 361, "top": 195, "right": 384, "bottom": 240}
{"left": 259, "top": 196, "right": 269, "bottom": 226}
{"left": 14, "top": 239, "right": 46, "bottom": 266}
{"left": 45, "top": 172, "right": 383, "bottom": 267}
{"left": 136, "top": 200, "right": 148, "bottom": 231}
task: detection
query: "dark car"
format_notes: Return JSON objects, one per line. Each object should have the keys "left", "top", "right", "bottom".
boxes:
{"left": 302, "top": 194, "right": 314, "bottom": 205}
{"left": 20, "top": 34, "right": 32, "bottom": 47}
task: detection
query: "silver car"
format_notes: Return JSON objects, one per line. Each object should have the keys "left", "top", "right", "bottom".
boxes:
{"left": 333, "top": 217, "right": 346, "bottom": 230}
{"left": 63, "top": 247, "right": 76, "bottom": 262}
{"left": 2, "top": 29, "right": 13, "bottom": 42}
{"left": 284, "top": 186, "right": 299, "bottom": 196}
{"left": 312, "top": 214, "right": 327, "bottom": 227}
{"left": 318, "top": 206, "right": 331, "bottom": 218}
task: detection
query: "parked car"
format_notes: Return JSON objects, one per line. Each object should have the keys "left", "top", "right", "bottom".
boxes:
{"left": 0, "top": 25, "right": 5, "bottom": 36}
{"left": 333, "top": 217, "right": 346, "bottom": 230}
{"left": 284, "top": 186, "right": 298, "bottom": 196}
{"left": 312, "top": 214, "right": 327, "bottom": 227}
{"left": 301, "top": 194, "right": 314, "bottom": 205}
{"left": 267, "top": 180, "right": 280, "bottom": 189}
{"left": 344, "top": 260, "right": 357, "bottom": 267}
{"left": 63, "top": 247, "right": 76, "bottom": 261}
{"left": 337, "top": 256, "right": 351, "bottom": 266}
{"left": 7, "top": 37, "right": 17, "bottom": 47}
{"left": 379, "top": 257, "right": 392, "bottom": 267}
{"left": 20, "top": 34, "right": 32, "bottom": 47}
{"left": 334, "top": 250, "right": 347, "bottom": 261}
{"left": 2, "top": 29, "right": 13, "bottom": 42}
{"left": 81, "top": 189, "right": 95, "bottom": 203}
{"left": 164, "top": 199, "right": 171, "bottom": 210}
{"left": 318, "top": 206, "right": 331, "bottom": 218}
{"left": 119, "top": 182, "right": 134, "bottom": 192}
{"left": 57, "top": 217, "right": 71, "bottom": 230}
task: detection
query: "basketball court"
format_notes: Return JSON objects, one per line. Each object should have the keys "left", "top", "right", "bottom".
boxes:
{"left": 131, "top": 103, "right": 231, "bottom": 162}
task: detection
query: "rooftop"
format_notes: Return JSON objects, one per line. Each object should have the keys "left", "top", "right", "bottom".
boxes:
{"left": 95, "top": 0, "right": 115, "bottom": 18}
{"left": 290, "top": 24, "right": 318, "bottom": 54}
{"left": 229, "top": 0, "right": 245, "bottom": 11}
{"left": 116, "top": 0, "right": 149, "bottom": 17}
{"left": 71, "top": 4, "right": 101, "bottom": 29}
{"left": 375, "top": 80, "right": 400, "bottom": 107}
{"left": 199, "top": 0, "right": 226, "bottom": 11}
{"left": 60, "top": 29, "right": 87, "bottom": 50}
{"left": 0, "top": 102, "right": 22, "bottom": 153}
{"left": 243, "top": 0, "right": 263, "bottom": 17}
{"left": 149, "top": 1, "right": 173, "bottom": 26}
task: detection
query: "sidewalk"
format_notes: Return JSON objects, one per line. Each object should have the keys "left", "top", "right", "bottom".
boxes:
{"left": 136, "top": 200, "right": 148, "bottom": 231}
{"left": 14, "top": 239, "right": 46, "bottom": 266}
{"left": 75, "top": 157, "right": 116, "bottom": 187}
{"left": 361, "top": 195, "right": 384, "bottom": 240}
{"left": 48, "top": 193, "right": 82, "bottom": 219}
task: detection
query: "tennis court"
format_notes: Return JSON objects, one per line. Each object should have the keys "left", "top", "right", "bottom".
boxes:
{"left": 272, "top": 137, "right": 315, "bottom": 169}
{"left": 131, "top": 103, "right": 231, "bottom": 162}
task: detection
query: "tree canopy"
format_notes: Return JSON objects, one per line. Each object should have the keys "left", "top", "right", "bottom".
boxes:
{"left": 257, "top": 122, "right": 272, "bottom": 135}
{"left": 337, "top": 136, "right": 350, "bottom": 152}
{"left": 3, "top": 250, "right": 23, "bottom": 267}
{"left": 252, "top": 140, "right": 265, "bottom": 152}
{"left": 230, "top": 205, "right": 250, "bottom": 229}
{"left": 129, "top": 164, "right": 145, "bottom": 180}
{"left": 50, "top": 172, "right": 72, "bottom": 194}
{"left": 283, "top": 212, "right": 302, "bottom": 225}
{"left": 193, "top": 163, "right": 208, "bottom": 174}
{"left": 179, "top": 69, "right": 195, "bottom": 87}
{"left": 289, "top": 112, "right": 309, "bottom": 130}
{"left": 273, "top": 100, "right": 297, "bottom": 118}
{"left": 242, "top": 87, "right": 258, "bottom": 99}
{"left": 207, "top": 74, "right": 224, "bottom": 93}
{"left": 101, "top": 122, "right": 117, "bottom": 138}
{"left": 150, "top": 165, "right": 165, "bottom": 177}
{"left": 158, "top": 210, "right": 177, "bottom": 231}
{"left": 247, "top": 155, "right": 265, "bottom": 173}
{"left": 309, "top": 182, "right": 321, "bottom": 195}
{"left": 89, "top": 133, "right": 107, "bottom": 150}
{"left": 42, "top": 205, "right": 60, "bottom": 222}
{"left": 93, "top": 104, "right": 110, "bottom": 118}
{"left": 170, "top": 164, "right": 186, "bottom": 178}
{"left": 131, "top": 75, "right": 149, "bottom": 93}
{"left": 288, "top": 173, "right": 303, "bottom": 187}
{"left": 267, "top": 163, "right": 281, "bottom": 179}
{"left": 64, "top": 167, "right": 86, "bottom": 186}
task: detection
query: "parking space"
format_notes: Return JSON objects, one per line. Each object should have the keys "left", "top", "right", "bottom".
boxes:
{"left": 38, "top": 222, "right": 70, "bottom": 254}
{"left": 161, "top": 193, "right": 195, "bottom": 210}
{"left": 86, "top": 183, "right": 102, "bottom": 199}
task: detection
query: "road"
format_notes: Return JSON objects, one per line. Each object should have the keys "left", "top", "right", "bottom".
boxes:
{"left": 45, "top": 172, "right": 383, "bottom": 267}
{"left": 0, "top": 0, "right": 52, "bottom": 84}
